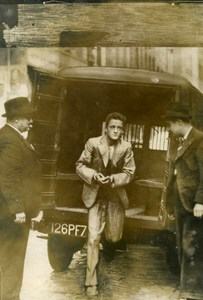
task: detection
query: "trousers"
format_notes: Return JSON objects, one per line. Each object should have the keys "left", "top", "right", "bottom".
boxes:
{"left": 85, "top": 185, "right": 125, "bottom": 287}
{"left": 0, "top": 218, "right": 30, "bottom": 300}
{"left": 173, "top": 181, "right": 203, "bottom": 299}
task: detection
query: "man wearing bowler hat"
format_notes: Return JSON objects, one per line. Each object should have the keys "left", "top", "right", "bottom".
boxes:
{"left": 163, "top": 102, "right": 203, "bottom": 300}
{"left": 0, "top": 97, "right": 43, "bottom": 300}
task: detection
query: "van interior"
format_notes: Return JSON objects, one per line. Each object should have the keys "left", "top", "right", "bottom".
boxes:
{"left": 30, "top": 74, "right": 177, "bottom": 220}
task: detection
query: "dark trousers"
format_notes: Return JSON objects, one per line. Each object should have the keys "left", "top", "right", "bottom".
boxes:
{"left": 173, "top": 181, "right": 203, "bottom": 299}
{"left": 0, "top": 218, "right": 30, "bottom": 300}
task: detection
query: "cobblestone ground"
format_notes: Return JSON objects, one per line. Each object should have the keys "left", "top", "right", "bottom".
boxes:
{"left": 21, "top": 231, "right": 180, "bottom": 300}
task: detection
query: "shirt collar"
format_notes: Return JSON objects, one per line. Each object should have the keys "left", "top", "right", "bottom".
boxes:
{"left": 183, "top": 126, "right": 193, "bottom": 140}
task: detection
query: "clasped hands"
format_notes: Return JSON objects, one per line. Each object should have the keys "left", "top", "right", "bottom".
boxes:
{"left": 94, "top": 172, "right": 113, "bottom": 185}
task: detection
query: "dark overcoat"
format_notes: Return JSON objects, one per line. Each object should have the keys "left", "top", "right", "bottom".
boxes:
{"left": 0, "top": 124, "right": 42, "bottom": 219}
{"left": 166, "top": 127, "right": 203, "bottom": 214}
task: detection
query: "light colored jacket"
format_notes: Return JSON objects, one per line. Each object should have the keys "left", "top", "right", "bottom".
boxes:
{"left": 76, "top": 135, "right": 135, "bottom": 209}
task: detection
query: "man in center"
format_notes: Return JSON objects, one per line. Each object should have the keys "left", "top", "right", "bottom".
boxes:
{"left": 76, "top": 112, "right": 135, "bottom": 296}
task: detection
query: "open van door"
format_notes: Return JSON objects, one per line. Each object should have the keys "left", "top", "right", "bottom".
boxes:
{"left": 28, "top": 67, "right": 67, "bottom": 210}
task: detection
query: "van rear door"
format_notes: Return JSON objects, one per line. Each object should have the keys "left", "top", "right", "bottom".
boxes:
{"left": 28, "top": 67, "right": 66, "bottom": 209}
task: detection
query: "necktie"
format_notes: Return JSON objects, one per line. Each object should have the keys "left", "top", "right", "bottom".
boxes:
{"left": 106, "top": 146, "right": 114, "bottom": 175}
{"left": 178, "top": 137, "right": 185, "bottom": 150}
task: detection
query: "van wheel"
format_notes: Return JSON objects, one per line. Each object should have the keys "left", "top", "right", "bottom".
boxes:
{"left": 48, "top": 234, "right": 74, "bottom": 272}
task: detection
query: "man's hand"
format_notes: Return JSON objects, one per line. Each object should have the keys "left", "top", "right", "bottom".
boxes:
{"left": 94, "top": 173, "right": 111, "bottom": 184}
{"left": 15, "top": 212, "right": 26, "bottom": 224}
{"left": 193, "top": 203, "right": 203, "bottom": 218}
{"left": 31, "top": 210, "right": 43, "bottom": 223}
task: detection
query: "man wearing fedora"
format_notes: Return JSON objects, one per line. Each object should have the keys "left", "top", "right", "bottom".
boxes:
{"left": 163, "top": 102, "right": 203, "bottom": 300}
{"left": 0, "top": 97, "right": 43, "bottom": 300}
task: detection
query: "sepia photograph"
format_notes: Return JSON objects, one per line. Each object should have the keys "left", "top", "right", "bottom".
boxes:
{"left": 0, "top": 3, "right": 203, "bottom": 300}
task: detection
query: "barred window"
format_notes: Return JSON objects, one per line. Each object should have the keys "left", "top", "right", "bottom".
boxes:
{"left": 149, "top": 126, "right": 169, "bottom": 151}
{"left": 123, "top": 124, "right": 144, "bottom": 149}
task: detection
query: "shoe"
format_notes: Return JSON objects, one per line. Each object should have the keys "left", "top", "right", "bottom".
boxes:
{"left": 86, "top": 286, "right": 98, "bottom": 296}
{"left": 102, "top": 239, "right": 116, "bottom": 262}
{"left": 103, "top": 250, "right": 115, "bottom": 262}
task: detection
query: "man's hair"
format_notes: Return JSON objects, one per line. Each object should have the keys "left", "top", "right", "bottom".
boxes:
{"left": 105, "top": 112, "right": 126, "bottom": 127}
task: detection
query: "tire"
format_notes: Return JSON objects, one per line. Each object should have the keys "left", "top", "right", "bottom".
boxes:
{"left": 48, "top": 234, "right": 74, "bottom": 272}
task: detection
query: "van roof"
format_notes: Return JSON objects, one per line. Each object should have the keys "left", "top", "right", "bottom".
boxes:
{"left": 58, "top": 66, "right": 199, "bottom": 91}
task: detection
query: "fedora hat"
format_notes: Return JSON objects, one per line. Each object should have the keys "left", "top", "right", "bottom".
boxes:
{"left": 161, "top": 102, "right": 192, "bottom": 120}
{"left": 2, "top": 97, "right": 36, "bottom": 118}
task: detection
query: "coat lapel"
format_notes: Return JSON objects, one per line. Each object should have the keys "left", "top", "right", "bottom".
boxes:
{"left": 98, "top": 136, "right": 109, "bottom": 167}
{"left": 176, "top": 128, "right": 195, "bottom": 160}
{"left": 21, "top": 136, "right": 36, "bottom": 151}
{"left": 112, "top": 139, "right": 125, "bottom": 166}
{"left": 5, "top": 125, "right": 37, "bottom": 153}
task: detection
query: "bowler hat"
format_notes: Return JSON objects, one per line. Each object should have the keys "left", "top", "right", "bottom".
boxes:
{"left": 2, "top": 97, "right": 36, "bottom": 118}
{"left": 161, "top": 102, "right": 192, "bottom": 120}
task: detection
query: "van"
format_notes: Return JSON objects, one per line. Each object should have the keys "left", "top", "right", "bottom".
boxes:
{"left": 28, "top": 66, "right": 203, "bottom": 272}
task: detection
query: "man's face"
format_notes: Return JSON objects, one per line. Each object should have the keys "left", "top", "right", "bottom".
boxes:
{"left": 106, "top": 119, "right": 124, "bottom": 141}
{"left": 17, "top": 115, "right": 33, "bottom": 133}
{"left": 166, "top": 120, "right": 182, "bottom": 137}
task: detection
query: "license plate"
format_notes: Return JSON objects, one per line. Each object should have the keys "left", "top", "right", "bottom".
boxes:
{"left": 50, "top": 222, "right": 87, "bottom": 237}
